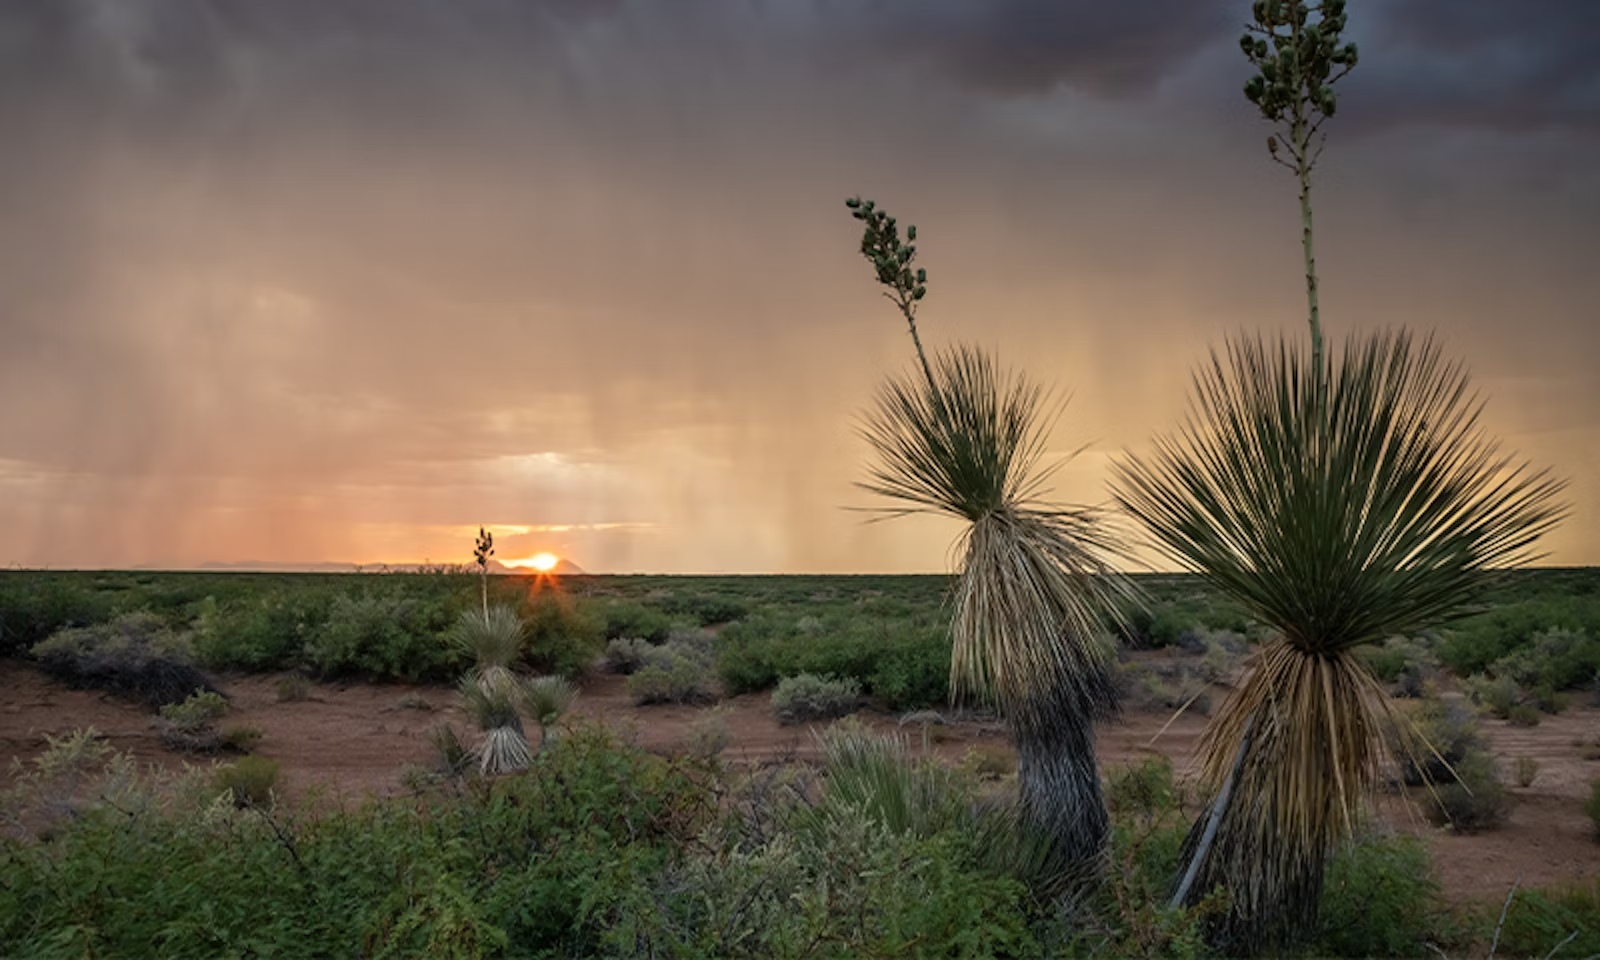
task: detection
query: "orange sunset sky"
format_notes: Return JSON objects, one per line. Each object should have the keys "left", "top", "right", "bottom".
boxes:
{"left": 1, "top": 1, "right": 1596, "bottom": 573}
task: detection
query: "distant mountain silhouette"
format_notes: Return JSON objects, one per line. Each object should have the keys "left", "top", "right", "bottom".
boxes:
{"left": 185, "top": 558, "right": 589, "bottom": 575}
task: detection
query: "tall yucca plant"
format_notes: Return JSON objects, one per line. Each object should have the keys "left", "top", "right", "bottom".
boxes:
{"left": 1113, "top": 1, "right": 1567, "bottom": 951}
{"left": 1116, "top": 332, "right": 1566, "bottom": 948}
{"left": 846, "top": 197, "right": 1132, "bottom": 872}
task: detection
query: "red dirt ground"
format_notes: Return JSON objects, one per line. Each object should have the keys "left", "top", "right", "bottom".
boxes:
{"left": 3, "top": 659, "right": 1598, "bottom": 906}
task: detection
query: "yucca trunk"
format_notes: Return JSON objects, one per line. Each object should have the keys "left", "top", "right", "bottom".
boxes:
{"left": 1176, "top": 639, "right": 1390, "bottom": 952}
{"left": 1012, "top": 695, "right": 1109, "bottom": 875}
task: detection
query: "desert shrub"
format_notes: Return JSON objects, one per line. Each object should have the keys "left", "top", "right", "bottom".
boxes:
{"left": 1437, "top": 593, "right": 1600, "bottom": 678}
{"left": 214, "top": 756, "right": 280, "bottom": 808}
{"left": 771, "top": 673, "right": 862, "bottom": 725}
{"left": 32, "top": 613, "right": 219, "bottom": 708}
{"left": 303, "top": 591, "right": 459, "bottom": 681}
{"left": 1423, "top": 750, "right": 1510, "bottom": 833}
{"left": 1114, "top": 657, "right": 1212, "bottom": 717}
{"left": 0, "top": 726, "right": 716, "bottom": 958}
{"left": 191, "top": 588, "right": 337, "bottom": 671}
{"left": 602, "top": 636, "right": 653, "bottom": 674}
{"left": 627, "top": 641, "right": 718, "bottom": 706}
{"left": 1491, "top": 626, "right": 1600, "bottom": 695}
{"left": 1311, "top": 829, "right": 1441, "bottom": 958}
{"left": 1514, "top": 756, "right": 1540, "bottom": 788}
{"left": 157, "top": 689, "right": 231, "bottom": 753}
{"left": 0, "top": 574, "right": 119, "bottom": 657}
{"left": 428, "top": 723, "right": 473, "bottom": 779}
{"left": 959, "top": 747, "right": 1016, "bottom": 781}
{"left": 1391, "top": 696, "right": 1483, "bottom": 787}
{"left": 221, "top": 726, "right": 264, "bottom": 753}
{"left": 686, "top": 707, "right": 731, "bottom": 760}
{"left": 521, "top": 593, "right": 604, "bottom": 678}
{"left": 275, "top": 672, "right": 311, "bottom": 702}
{"left": 1588, "top": 779, "right": 1600, "bottom": 841}
{"left": 1105, "top": 756, "right": 1178, "bottom": 817}
{"left": 1487, "top": 878, "right": 1600, "bottom": 960}
{"left": 1506, "top": 702, "right": 1542, "bottom": 727}
{"left": 521, "top": 675, "right": 577, "bottom": 729}
{"left": 1465, "top": 672, "right": 1520, "bottom": 719}
{"left": 1357, "top": 635, "right": 1437, "bottom": 697}
{"left": 590, "top": 599, "right": 674, "bottom": 643}
{"left": 716, "top": 613, "right": 949, "bottom": 709}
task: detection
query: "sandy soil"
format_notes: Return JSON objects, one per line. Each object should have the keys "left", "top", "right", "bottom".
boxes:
{"left": 3, "top": 658, "right": 1598, "bottom": 906}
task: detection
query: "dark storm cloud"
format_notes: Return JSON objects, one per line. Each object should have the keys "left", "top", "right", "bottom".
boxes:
{"left": 1345, "top": 0, "right": 1600, "bottom": 134}
{"left": 840, "top": 0, "right": 1236, "bottom": 96}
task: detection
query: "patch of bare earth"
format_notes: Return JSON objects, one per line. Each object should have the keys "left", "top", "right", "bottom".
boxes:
{"left": 4, "top": 659, "right": 1598, "bottom": 906}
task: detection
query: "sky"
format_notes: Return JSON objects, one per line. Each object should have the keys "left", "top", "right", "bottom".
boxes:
{"left": 1, "top": 0, "right": 1596, "bottom": 573}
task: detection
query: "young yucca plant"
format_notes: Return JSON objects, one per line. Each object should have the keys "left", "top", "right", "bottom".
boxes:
{"left": 452, "top": 605, "right": 526, "bottom": 696}
{"left": 459, "top": 678, "right": 531, "bottom": 775}
{"left": 845, "top": 197, "right": 1134, "bottom": 874}
{"left": 1113, "top": 3, "right": 1567, "bottom": 951}
{"left": 521, "top": 675, "right": 577, "bottom": 748}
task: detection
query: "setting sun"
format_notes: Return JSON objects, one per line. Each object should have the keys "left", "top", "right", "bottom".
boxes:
{"left": 503, "top": 551, "right": 561, "bottom": 573}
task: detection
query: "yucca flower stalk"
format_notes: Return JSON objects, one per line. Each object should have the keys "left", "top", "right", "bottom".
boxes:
{"left": 846, "top": 198, "right": 1133, "bottom": 873}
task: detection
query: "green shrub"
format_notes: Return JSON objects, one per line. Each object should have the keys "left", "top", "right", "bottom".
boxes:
{"left": 304, "top": 591, "right": 459, "bottom": 681}
{"left": 221, "top": 726, "right": 264, "bottom": 753}
{"left": 214, "top": 756, "right": 281, "bottom": 808}
{"left": 0, "top": 574, "right": 118, "bottom": 657}
{"left": 158, "top": 689, "right": 231, "bottom": 753}
{"left": 590, "top": 599, "right": 673, "bottom": 643}
{"left": 627, "top": 642, "right": 718, "bottom": 705}
{"left": 1466, "top": 673, "right": 1520, "bottom": 719}
{"left": 1487, "top": 878, "right": 1600, "bottom": 959}
{"left": 521, "top": 593, "right": 604, "bottom": 678}
{"left": 715, "top": 612, "right": 949, "bottom": 709}
{"left": 1514, "top": 756, "right": 1540, "bottom": 788}
{"left": 1105, "top": 756, "right": 1177, "bottom": 817}
{"left": 772, "top": 673, "right": 862, "bottom": 725}
{"left": 1424, "top": 749, "right": 1510, "bottom": 833}
{"left": 1312, "top": 830, "right": 1441, "bottom": 958}
{"left": 602, "top": 636, "right": 653, "bottom": 674}
{"left": 192, "top": 588, "right": 336, "bottom": 671}
{"left": 1506, "top": 702, "right": 1542, "bottom": 727}
{"left": 31, "top": 613, "right": 219, "bottom": 708}
{"left": 1489, "top": 626, "right": 1600, "bottom": 693}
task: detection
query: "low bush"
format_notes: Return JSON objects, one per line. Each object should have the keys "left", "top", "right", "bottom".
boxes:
{"left": 590, "top": 599, "right": 674, "bottom": 643}
{"left": 1105, "top": 756, "right": 1178, "bottom": 817}
{"left": 221, "top": 726, "right": 264, "bottom": 753}
{"left": 715, "top": 611, "right": 949, "bottom": 709}
{"left": 521, "top": 593, "right": 604, "bottom": 678}
{"left": 303, "top": 591, "right": 460, "bottom": 681}
{"left": 1487, "top": 878, "right": 1600, "bottom": 960}
{"left": 1506, "top": 702, "right": 1542, "bottom": 727}
{"left": 1489, "top": 626, "right": 1600, "bottom": 694}
{"left": 0, "top": 574, "right": 119, "bottom": 657}
{"left": 214, "top": 756, "right": 281, "bottom": 808}
{"left": 1423, "top": 749, "right": 1510, "bottom": 833}
{"left": 31, "top": 613, "right": 219, "bottom": 709}
{"left": 771, "top": 673, "right": 862, "bottom": 725}
{"left": 627, "top": 642, "right": 718, "bottom": 705}
{"left": 157, "top": 689, "right": 231, "bottom": 753}
{"left": 1391, "top": 696, "right": 1484, "bottom": 787}
{"left": 602, "top": 637, "right": 653, "bottom": 674}
{"left": 1514, "top": 756, "right": 1540, "bottom": 788}
{"left": 1312, "top": 829, "right": 1441, "bottom": 958}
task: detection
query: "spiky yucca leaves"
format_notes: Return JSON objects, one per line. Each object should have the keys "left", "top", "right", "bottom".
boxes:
{"left": 860, "top": 344, "right": 1132, "bottom": 871}
{"left": 452, "top": 605, "right": 525, "bottom": 696}
{"left": 1114, "top": 329, "right": 1566, "bottom": 951}
{"left": 459, "top": 678, "right": 531, "bottom": 775}
{"left": 522, "top": 675, "right": 577, "bottom": 748}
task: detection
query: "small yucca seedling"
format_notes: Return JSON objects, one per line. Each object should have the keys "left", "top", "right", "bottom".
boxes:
{"left": 459, "top": 678, "right": 530, "bottom": 775}
{"left": 521, "top": 675, "right": 577, "bottom": 747}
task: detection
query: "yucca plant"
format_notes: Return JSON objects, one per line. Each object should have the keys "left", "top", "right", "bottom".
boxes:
{"left": 845, "top": 197, "right": 1133, "bottom": 875}
{"left": 459, "top": 678, "right": 531, "bottom": 775}
{"left": 451, "top": 605, "right": 525, "bottom": 696}
{"left": 1112, "top": 2, "right": 1568, "bottom": 951}
{"left": 521, "top": 675, "right": 577, "bottom": 748}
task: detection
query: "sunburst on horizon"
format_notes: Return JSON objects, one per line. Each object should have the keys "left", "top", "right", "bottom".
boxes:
{"left": 503, "top": 551, "right": 561, "bottom": 573}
